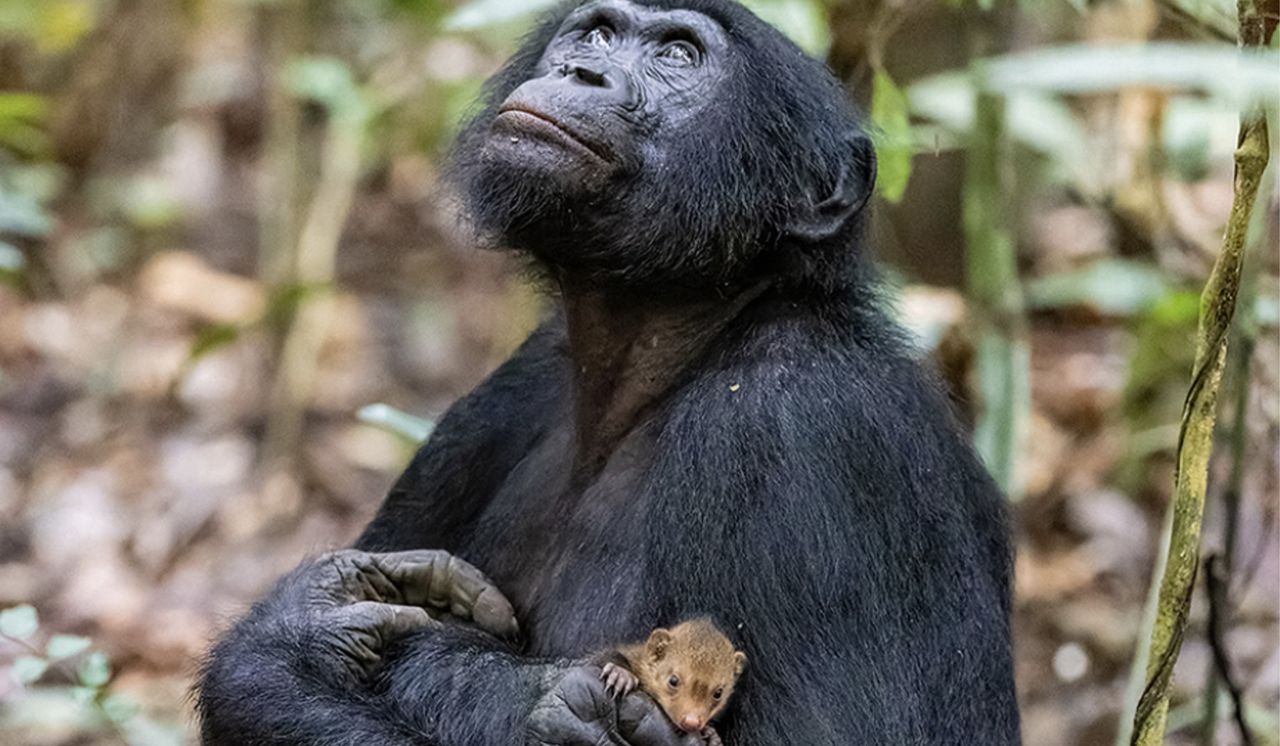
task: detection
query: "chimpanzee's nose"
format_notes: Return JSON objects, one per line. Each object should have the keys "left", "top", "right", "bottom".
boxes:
{"left": 553, "top": 61, "right": 638, "bottom": 109}
{"left": 567, "top": 63, "right": 608, "bottom": 87}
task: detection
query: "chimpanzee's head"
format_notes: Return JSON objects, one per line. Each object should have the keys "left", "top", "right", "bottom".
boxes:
{"left": 449, "top": 0, "right": 876, "bottom": 295}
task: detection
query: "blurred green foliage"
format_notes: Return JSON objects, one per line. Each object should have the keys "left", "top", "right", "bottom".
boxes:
{"left": 1, "top": 605, "right": 185, "bottom": 746}
{"left": 871, "top": 70, "right": 913, "bottom": 203}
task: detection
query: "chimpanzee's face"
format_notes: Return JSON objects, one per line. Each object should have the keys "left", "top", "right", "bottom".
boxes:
{"left": 483, "top": 0, "right": 729, "bottom": 192}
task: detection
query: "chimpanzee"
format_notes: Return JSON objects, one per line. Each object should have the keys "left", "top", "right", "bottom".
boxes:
{"left": 196, "top": 0, "right": 1022, "bottom": 742}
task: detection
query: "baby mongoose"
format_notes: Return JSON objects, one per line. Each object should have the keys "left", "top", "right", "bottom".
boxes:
{"left": 599, "top": 618, "right": 746, "bottom": 745}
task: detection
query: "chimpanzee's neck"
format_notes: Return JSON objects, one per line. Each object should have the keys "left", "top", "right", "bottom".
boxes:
{"left": 559, "top": 278, "right": 766, "bottom": 479}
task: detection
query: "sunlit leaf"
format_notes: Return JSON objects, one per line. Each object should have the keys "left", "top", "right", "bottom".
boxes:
{"left": 0, "top": 241, "right": 25, "bottom": 273}
{"left": 11, "top": 655, "right": 48, "bottom": 684}
{"left": 983, "top": 43, "right": 1280, "bottom": 106}
{"left": 1027, "top": 259, "right": 1176, "bottom": 317}
{"left": 1148, "top": 290, "right": 1202, "bottom": 326}
{"left": 45, "top": 634, "right": 92, "bottom": 660}
{"left": 0, "top": 190, "right": 54, "bottom": 238}
{"left": 738, "top": 0, "right": 831, "bottom": 55}
{"left": 1154, "top": 0, "right": 1235, "bottom": 40}
{"left": 287, "top": 56, "right": 376, "bottom": 129}
{"left": 909, "top": 72, "right": 1093, "bottom": 191}
{"left": 121, "top": 715, "right": 190, "bottom": 746}
{"left": 1255, "top": 294, "right": 1280, "bottom": 327}
{"left": 0, "top": 3, "right": 40, "bottom": 34}
{"left": 357, "top": 403, "right": 436, "bottom": 444}
{"left": 0, "top": 687, "right": 96, "bottom": 731}
{"left": 102, "top": 693, "right": 140, "bottom": 724}
{"left": 188, "top": 323, "right": 242, "bottom": 364}
{"left": 444, "top": 0, "right": 559, "bottom": 32}
{"left": 123, "top": 175, "right": 184, "bottom": 230}
{"left": 870, "top": 70, "right": 913, "bottom": 203}
{"left": 0, "top": 93, "right": 49, "bottom": 156}
{"left": 288, "top": 57, "right": 359, "bottom": 108}
{"left": 78, "top": 651, "right": 110, "bottom": 688}
{"left": 0, "top": 604, "right": 39, "bottom": 640}
{"left": 35, "top": 0, "right": 96, "bottom": 52}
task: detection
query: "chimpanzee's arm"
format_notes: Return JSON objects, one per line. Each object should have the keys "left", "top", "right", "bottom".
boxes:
{"left": 200, "top": 569, "right": 696, "bottom": 746}
{"left": 197, "top": 322, "right": 566, "bottom": 745}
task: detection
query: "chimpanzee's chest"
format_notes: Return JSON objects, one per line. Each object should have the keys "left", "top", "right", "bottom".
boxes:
{"left": 460, "top": 422, "right": 660, "bottom": 657}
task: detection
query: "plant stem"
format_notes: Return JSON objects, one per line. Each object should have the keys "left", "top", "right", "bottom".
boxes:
{"left": 262, "top": 108, "right": 366, "bottom": 467}
{"left": 257, "top": 0, "right": 305, "bottom": 288}
{"left": 964, "top": 19, "right": 1030, "bottom": 499}
{"left": 1126, "top": 2, "right": 1273, "bottom": 742}
{"left": 1199, "top": 167, "right": 1266, "bottom": 746}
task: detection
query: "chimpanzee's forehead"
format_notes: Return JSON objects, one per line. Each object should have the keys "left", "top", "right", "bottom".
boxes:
{"left": 562, "top": 0, "right": 724, "bottom": 35}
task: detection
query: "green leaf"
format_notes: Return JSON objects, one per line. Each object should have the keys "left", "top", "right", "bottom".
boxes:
{"left": 188, "top": 323, "right": 242, "bottom": 364}
{"left": 45, "top": 634, "right": 92, "bottom": 660}
{"left": 357, "top": 404, "right": 436, "bottom": 444}
{"left": 288, "top": 57, "right": 357, "bottom": 107}
{"left": 738, "top": 0, "right": 831, "bottom": 55}
{"left": 287, "top": 56, "right": 375, "bottom": 128}
{"left": 265, "top": 281, "right": 329, "bottom": 328}
{"left": 122, "top": 175, "right": 183, "bottom": 229}
{"left": 1147, "top": 290, "right": 1202, "bottom": 326}
{"left": 78, "top": 651, "right": 110, "bottom": 688}
{"left": 909, "top": 72, "right": 1093, "bottom": 191}
{"left": 120, "top": 715, "right": 190, "bottom": 746}
{"left": 870, "top": 70, "right": 913, "bottom": 203}
{"left": 0, "top": 93, "right": 50, "bottom": 157}
{"left": 11, "top": 655, "right": 48, "bottom": 684}
{"left": 69, "top": 685, "right": 97, "bottom": 706}
{"left": 443, "top": 0, "right": 559, "bottom": 31}
{"left": 0, "top": 604, "right": 39, "bottom": 640}
{"left": 1158, "top": 0, "right": 1234, "bottom": 38}
{"left": 982, "top": 43, "right": 1280, "bottom": 107}
{"left": 0, "top": 190, "right": 53, "bottom": 237}
{"left": 1026, "top": 259, "right": 1176, "bottom": 317}
{"left": 101, "top": 693, "right": 139, "bottom": 724}
{"left": 0, "top": 241, "right": 25, "bottom": 272}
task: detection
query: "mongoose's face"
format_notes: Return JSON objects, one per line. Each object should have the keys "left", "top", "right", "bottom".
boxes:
{"left": 639, "top": 620, "right": 746, "bottom": 734}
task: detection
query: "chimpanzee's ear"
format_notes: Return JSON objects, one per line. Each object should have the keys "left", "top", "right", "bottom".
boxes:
{"left": 785, "top": 132, "right": 876, "bottom": 243}
{"left": 646, "top": 629, "right": 673, "bottom": 662}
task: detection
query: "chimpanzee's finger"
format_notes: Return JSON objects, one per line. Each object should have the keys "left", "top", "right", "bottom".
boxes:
{"left": 372, "top": 549, "right": 519, "bottom": 640}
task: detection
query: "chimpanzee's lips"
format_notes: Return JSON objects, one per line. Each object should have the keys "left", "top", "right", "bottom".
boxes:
{"left": 494, "top": 105, "right": 611, "bottom": 163}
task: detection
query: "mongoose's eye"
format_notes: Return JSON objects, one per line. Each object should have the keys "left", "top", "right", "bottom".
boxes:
{"left": 668, "top": 675, "right": 680, "bottom": 688}
{"left": 712, "top": 688, "right": 724, "bottom": 700}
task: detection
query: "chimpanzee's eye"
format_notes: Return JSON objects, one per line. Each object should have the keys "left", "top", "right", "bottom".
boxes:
{"left": 584, "top": 26, "right": 614, "bottom": 49}
{"left": 668, "top": 675, "right": 680, "bottom": 688}
{"left": 658, "top": 40, "right": 697, "bottom": 66}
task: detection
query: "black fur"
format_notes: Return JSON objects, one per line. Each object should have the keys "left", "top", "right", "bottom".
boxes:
{"left": 196, "top": 0, "right": 1020, "bottom": 742}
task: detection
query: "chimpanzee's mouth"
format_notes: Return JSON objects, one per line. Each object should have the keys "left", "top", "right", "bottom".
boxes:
{"left": 494, "top": 105, "right": 612, "bottom": 163}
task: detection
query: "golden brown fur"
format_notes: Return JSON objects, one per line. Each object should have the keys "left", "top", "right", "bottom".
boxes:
{"left": 600, "top": 618, "right": 746, "bottom": 742}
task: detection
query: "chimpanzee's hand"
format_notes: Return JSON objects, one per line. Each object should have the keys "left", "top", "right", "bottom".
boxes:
{"left": 274, "top": 549, "right": 519, "bottom": 681}
{"left": 528, "top": 666, "right": 705, "bottom": 746}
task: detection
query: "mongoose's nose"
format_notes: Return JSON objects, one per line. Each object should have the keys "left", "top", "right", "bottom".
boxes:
{"left": 678, "top": 715, "right": 704, "bottom": 732}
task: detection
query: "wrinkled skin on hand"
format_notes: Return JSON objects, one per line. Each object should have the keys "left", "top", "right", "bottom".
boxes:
{"left": 529, "top": 666, "right": 709, "bottom": 746}
{"left": 288, "top": 548, "right": 519, "bottom": 680}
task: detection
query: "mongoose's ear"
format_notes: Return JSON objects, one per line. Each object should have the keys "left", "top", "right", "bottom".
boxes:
{"left": 646, "top": 629, "right": 673, "bottom": 662}
{"left": 733, "top": 651, "right": 747, "bottom": 675}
